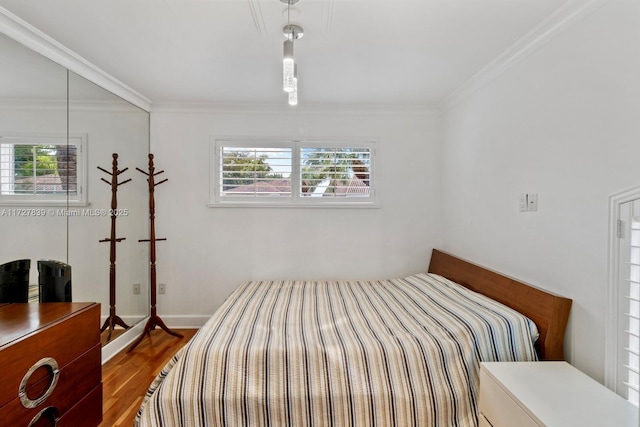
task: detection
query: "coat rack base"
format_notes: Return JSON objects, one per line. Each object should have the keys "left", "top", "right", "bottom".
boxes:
{"left": 126, "top": 312, "right": 183, "bottom": 352}
{"left": 100, "top": 313, "right": 130, "bottom": 342}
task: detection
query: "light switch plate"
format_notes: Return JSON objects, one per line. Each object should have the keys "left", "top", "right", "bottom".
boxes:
{"left": 519, "top": 194, "right": 528, "bottom": 212}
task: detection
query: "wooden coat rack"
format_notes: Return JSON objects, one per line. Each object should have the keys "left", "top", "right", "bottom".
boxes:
{"left": 128, "top": 154, "right": 183, "bottom": 352}
{"left": 98, "top": 153, "right": 131, "bottom": 342}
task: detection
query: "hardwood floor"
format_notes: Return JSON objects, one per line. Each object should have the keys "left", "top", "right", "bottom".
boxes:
{"left": 100, "top": 328, "right": 198, "bottom": 427}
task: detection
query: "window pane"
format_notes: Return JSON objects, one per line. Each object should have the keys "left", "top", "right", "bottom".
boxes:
{"left": 633, "top": 227, "right": 640, "bottom": 248}
{"left": 0, "top": 143, "right": 78, "bottom": 196}
{"left": 0, "top": 142, "right": 15, "bottom": 194}
{"left": 300, "top": 147, "right": 371, "bottom": 198}
{"left": 626, "top": 219, "right": 640, "bottom": 404}
{"left": 220, "top": 146, "right": 292, "bottom": 197}
{"left": 630, "top": 282, "right": 640, "bottom": 302}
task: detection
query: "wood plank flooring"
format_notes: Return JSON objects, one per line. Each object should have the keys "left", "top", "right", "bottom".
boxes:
{"left": 100, "top": 328, "right": 197, "bottom": 427}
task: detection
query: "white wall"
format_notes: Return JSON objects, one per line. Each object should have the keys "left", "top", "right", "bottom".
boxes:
{"left": 440, "top": 0, "right": 640, "bottom": 382}
{"left": 150, "top": 107, "right": 442, "bottom": 325}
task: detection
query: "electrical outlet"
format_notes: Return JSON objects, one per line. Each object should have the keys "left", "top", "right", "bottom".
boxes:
{"left": 527, "top": 193, "right": 538, "bottom": 211}
{"left": 159, "top": 283, "right": 166, "bottom": 294}
{"left": 520, "top": 193, "right": 539, "bottom": 212}
{"left": 133, "top": 283, "right": 141, "bottom": 294}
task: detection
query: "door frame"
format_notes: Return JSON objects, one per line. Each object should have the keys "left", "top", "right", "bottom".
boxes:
{"left": 607, "top": 186, "right": 640, "bottom": 393}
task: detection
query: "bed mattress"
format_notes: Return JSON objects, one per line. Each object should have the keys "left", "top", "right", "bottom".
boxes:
{"left": 136, "top": 273, "right": 538, "bottom": 427}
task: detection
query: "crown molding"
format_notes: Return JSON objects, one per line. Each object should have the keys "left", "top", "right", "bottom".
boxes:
{"left": 441, "top": 0, "right": 610, "bottom": 112}
{"left": 0, "top": 98, "right": 66, "bottom": 111}
{"left": 0, "top": 6, "right": 152, "bottom": 112}
{"left": 151, "top": 101, "right": 441, "bottom": 116}
{"left": 0, "top": 98, "right": 146, "bottom": 113}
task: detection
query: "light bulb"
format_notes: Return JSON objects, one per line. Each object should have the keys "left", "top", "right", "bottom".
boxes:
{"left": 283, "top": 40, "right": 295, "bottom": 93}
{"left": 288, "top": 88, "right": 298, "bottom": 106}
{"left": 283, "top": 60, "right": 295, "bottom": 93}
{"left": 288, "top": 66, "right": 298, "bottom": 106}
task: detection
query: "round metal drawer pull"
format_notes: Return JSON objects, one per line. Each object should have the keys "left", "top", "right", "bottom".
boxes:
{"left": 18, "top": 357, "right": 60, "bottom": 409}
{"left": 28, "top": 406, "right": 59, "bottom": 427}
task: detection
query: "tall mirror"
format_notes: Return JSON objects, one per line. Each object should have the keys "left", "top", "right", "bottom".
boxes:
{"left": 0, "top": 31, "right": 150, "bottom": 347}
{"left": 68, "top": 71, "right": 150, "bottom": 341}
{"left": 0, "top": 31, "right": 68, "bottom": 289}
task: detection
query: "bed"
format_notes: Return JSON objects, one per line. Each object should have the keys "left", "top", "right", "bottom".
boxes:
{"left": 135, "top": 250, "right": 572, "bottom": 427}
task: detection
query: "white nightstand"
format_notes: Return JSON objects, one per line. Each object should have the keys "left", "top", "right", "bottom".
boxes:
{"left": 479, "top": 361, "right": 637, "bottom": 427}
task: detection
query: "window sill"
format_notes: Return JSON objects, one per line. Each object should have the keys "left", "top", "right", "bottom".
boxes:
{"left": 207, "top": 201, "right": 381, "bottom": 209}
{"left": 0, "top": 200, "right": 90, "bottom": 208}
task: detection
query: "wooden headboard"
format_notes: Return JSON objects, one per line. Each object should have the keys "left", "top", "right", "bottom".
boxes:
{"left": 428, "top": 249, "right": 572, "bottom": 361}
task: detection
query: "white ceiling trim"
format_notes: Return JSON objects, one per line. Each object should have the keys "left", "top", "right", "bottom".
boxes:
{"left": 0, "top": 5, "right": 152, "bottom": 111}
{"left": 151, "top": 101, "right": 440, "bottom": 116}
{"left": 440, "top": 0, "right": 610, "bottom": 112}
{"left": 0, "top": 98, "right": 66, "bottom": 111}
{"left": 0, "top": 98, "right": 145, "bottom": 113}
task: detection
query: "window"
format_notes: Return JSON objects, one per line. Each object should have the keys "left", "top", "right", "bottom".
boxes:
{"left": 0, "top": 135, "right": 87, "bottom": 205}
{"left": 300, "top": 147, "right": 371, "bottom": 198}
{"left": 220, "top": 145, "right": 293, "bottom": 198}
{"left": 210, "top": 139, "right": 376, "bottom": 207}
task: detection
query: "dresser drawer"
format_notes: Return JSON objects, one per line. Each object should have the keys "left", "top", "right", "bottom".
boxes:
{"left": 0, "top": 303, "right": 99, "bottom": 408}
{"left": 0, "top": 344, "right": 101, "bottom": 424}
{"left": 9, "top": 384, "right": 103, "bottom": 427}
{"left": 57, "top": 383, "right": 103, "bottom": 427}
{"left": 479, "top": 366, "right": 540, "bottom": 427}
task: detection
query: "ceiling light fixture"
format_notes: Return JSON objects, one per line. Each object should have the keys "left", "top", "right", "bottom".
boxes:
{"left": 288, "top": 64, "right": 298, "bottom": 106}
{"left": 280, "top": 0, "right": 303, "bottom": 106}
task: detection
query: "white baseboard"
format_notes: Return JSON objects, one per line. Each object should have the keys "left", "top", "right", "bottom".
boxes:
{"left": 101, "top": 318, "right": 149, "bottom": 364}
{"left": 100, "top": 315, "right": 207, "bottom": 364}
{"left": 156, "top": 315, "right": 210, "bottom": 329}
{"left": 100, "top": 314, "right": 147, "bottom": 324}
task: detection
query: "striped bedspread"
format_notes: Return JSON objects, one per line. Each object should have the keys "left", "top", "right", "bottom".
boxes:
{"left": 136, "top": 273, "right": 538, "bottom": 427}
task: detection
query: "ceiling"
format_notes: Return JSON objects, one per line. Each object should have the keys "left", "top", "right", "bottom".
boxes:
{"left": 0, "top": 0, "right": 573, "bottom": 108}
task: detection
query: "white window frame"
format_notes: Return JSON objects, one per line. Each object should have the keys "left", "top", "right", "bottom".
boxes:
{"left": 0, "top": 133, "right": 88, "bottom": 206}
{"left": 607, "top": 186, "right": 640, "bottom": 406}
{"left": 209, "top": 138, "right": 378, "bottom": 208}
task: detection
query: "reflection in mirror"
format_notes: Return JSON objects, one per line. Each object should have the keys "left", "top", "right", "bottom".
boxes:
{"left": 0, "top": 30, "right": 150, "bottom": 348}
{"left": 0, "top": 32, "right": 68, "bottom": 290}
{"left": 68, "top": 72, "right": 150, "bottom": 344}
{"left": 69, "top": 72, "right": 149, "bottom": 341}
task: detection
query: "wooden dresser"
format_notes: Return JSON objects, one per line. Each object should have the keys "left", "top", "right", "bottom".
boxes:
{"left": 0, "top": 303, "right": 102, "bottom": 427}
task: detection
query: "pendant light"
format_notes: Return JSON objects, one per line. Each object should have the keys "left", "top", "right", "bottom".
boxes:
{"left": 280, "top": 0, "right": 303, "bottom": 105}
{"left": 283, "top": 37, "right": 295, "bottom": 93}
